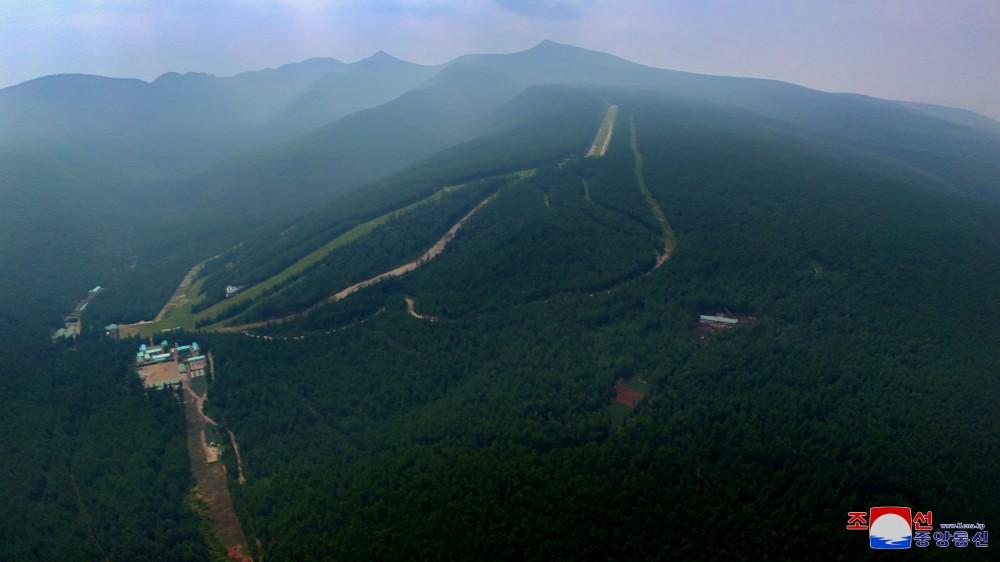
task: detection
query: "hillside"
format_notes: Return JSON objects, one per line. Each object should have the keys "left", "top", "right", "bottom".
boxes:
{"left": 193, "top": 87, "right": 1000, "bottom": 560}
{"left": 1, "top": 43, "right": 999, "bottom": 561}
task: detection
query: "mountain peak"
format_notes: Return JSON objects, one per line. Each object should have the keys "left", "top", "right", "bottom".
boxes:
{"left": 517, "top": 40, "right": 637, "bottom": 68}
{"left": 532, "top": 39, "right": 563, "bottom": 49}
{"left": 354, "top": 50, "right": 406, "bottom": 66}
{"left": 526, "top": 39, "right": 589, "bottom": 54}
{"left": 152, "top": 71, "right": 215, "bottom": 84}
{"left": 277, "top": 57, "right": 346, "bottom": 73}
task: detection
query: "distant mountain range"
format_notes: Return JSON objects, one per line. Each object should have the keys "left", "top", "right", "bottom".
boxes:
{"left": 3, "top": 40, "right": 999, "bottom": 191}
{"left": 3, "top": 39, "right": 999, "bottom": 325}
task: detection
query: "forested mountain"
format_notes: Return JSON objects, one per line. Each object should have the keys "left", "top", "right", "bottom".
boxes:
{"left": 266, "top": 51, "right": 441, "bottom": 138}
{"left": 161, "top": 62, "right": 526, "bottom": 238}
{"left": 1, "top": 42, "right": 998, "bottom": 560}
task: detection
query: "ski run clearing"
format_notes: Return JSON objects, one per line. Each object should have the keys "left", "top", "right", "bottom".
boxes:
{"left": 587, "top": 104, "right": 619, "bottom": 158}
{"left": 221, "top": 190, "right": 503, "bottom": 332}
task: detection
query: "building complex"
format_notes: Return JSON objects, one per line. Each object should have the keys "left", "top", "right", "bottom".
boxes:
{"left": 136, "top": 340, "right": 207, "bottom": 389}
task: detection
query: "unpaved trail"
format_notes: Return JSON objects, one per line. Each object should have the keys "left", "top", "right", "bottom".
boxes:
{"left": 228, "top": 430, "right": 247, "bottom": 485}
{"left": 405, "top": 297, "right": 438, "bottom": 321}
{"left": 325, "top": 192, "right": 497, "bottom": 303}
{"left": 587, "top": 104, "right": 619, "bottom": 158}
{"left": 185, "top": 384, "right": 222, "bottom": 467}
{"left": 181, "top": 378, "right": 252, "bottom": 561}
{"left": 221, "top": 192, "right": 499, "bottom": 333}
{"left": 629, "top": 113, "right": 676, "bottom": 268}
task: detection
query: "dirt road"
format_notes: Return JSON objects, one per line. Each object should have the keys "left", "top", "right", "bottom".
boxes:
{"left": 405, "top": 297, "right": 438, "bottom": 321}
{"left": 182, "top": 380, "right": 252, "bottom": 560}
{"left": 629, "top": 114, "right": 675, "bottom": 268}
{"left": 221, "top": 192, "right": 499, "bottom": 332}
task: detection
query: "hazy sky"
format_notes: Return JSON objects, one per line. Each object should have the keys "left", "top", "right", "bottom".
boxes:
{"left": 2, "top": 0, "right": 999, "bottom": 119}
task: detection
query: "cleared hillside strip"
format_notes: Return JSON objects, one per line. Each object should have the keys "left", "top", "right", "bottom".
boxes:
{"left": 221, "top": 190, "right": 502, "bottom": 332}
{"left": 200, "top": 172, "right": 537, "bottom": 332}
{"left": 629, "top": 114, "right": 676, "bottom": 267}
{"left": 587, "top": 104, "right": 619, "bottom": 157}
{"left": 200, "top": 183, "right": 473, "bottom": 320}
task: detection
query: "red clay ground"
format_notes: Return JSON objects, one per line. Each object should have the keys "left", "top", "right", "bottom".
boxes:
{"left": 183, "top": 383, "right": 252, "bottom": 561}
{"left": 614, "top": 378, "right": 646, "bottom": 408}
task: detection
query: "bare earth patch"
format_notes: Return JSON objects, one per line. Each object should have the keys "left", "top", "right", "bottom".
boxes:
{"left": 587, "top": 104, "right": 620, "bottom": 158}
{"left": 181, "top": 376, "right": 252, "bottom": 560}
{"left": 138, "top": 361, "right": 181, "bottom": 387}
{"left": 614, "top": 378, "right": 647, "bottom": 408}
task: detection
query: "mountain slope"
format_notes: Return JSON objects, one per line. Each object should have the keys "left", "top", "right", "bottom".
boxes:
{"left": 197, "top": 86, "right": 1000, "bottom": 560}
{"left": 266, "top": 51, "right": 441, "bottom": 138}
{"left": 458, "top": 41, "right": 1000, "bottom": 202}
{"left": 3, "top": 43, "right": 1000, "bottom": 561}
{"left": 161, "top": 63, "right": 525, "bottom": 241}
{"left": 894, "top": 99, "right": 1000, "bottom": 135}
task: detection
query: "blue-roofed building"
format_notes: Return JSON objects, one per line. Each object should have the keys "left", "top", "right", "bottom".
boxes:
{"left": 135, "top": 340, "right": 208, "bottom": 382}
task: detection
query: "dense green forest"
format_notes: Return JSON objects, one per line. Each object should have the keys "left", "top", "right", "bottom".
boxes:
{"left": 193, "top": 91, "right": 999, "bottom": 560}
{"left": 3, "top": 42, "right": 999, "bottom": 560}
{"left": 0, "top": 322, "right": 210, "bottom": 560}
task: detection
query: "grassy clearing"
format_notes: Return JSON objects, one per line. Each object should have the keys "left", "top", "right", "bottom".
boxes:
{"left": 124, "top": 171, "right": 532, "bottom": 336}
{"left": 196, "top": 179, "right": 491, "bottom": 330}
{"left": 197, "top": 204, "right": 423, "bottom": 321}
{"left": 119, "top": 276, "right": 206, "bottom": 338}
{"left": 190, "top": 375, "right": 208, "bottom": 397}
{"left": 622, "top": 379, "right": 651, "bottom": 394}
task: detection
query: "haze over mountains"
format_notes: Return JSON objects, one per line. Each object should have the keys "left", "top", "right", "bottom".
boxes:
{"left": 1, "top": 41, "right": 998, "bottom": 560}
{"left": 4, "top": 40, "right": 999, "bottom": 185}
{"left": 3, "top": 39, "right": 998, "bottom": 324}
